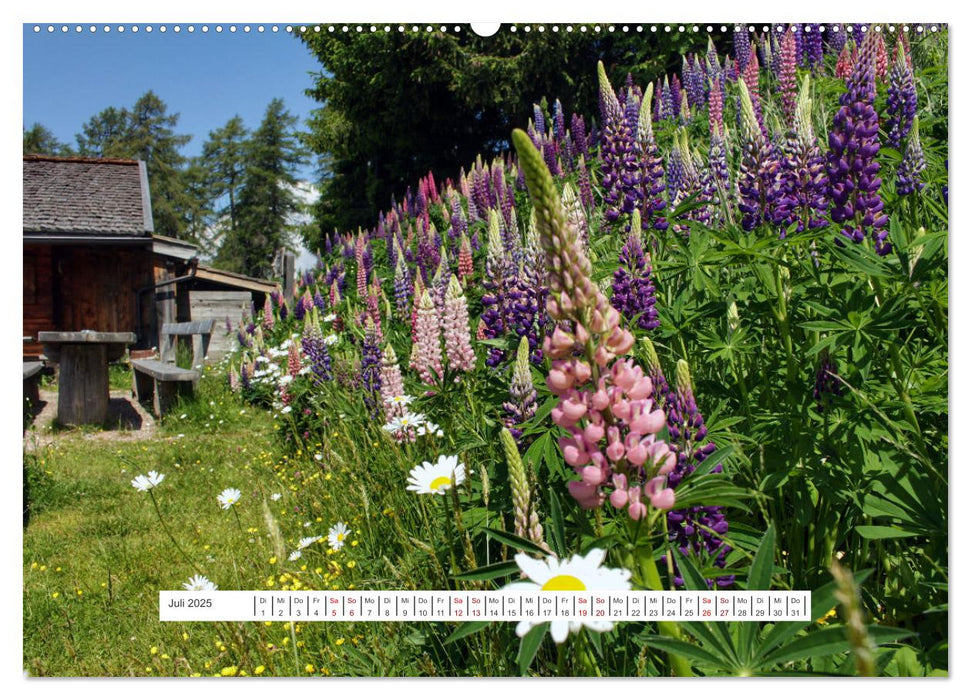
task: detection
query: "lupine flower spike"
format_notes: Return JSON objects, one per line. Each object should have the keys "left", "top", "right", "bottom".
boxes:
{"left": 513, "top": 128, "right": 675, "bottom": 517}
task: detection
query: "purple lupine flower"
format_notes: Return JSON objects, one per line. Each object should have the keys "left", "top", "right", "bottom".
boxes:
{"left": 826, "top": 33, "right": 891, "bottom": 255}
{"left": 576, "top": 155, "right": 595, "bottom": 210}
{"left": 393, "top": 256, "right": 412, "bottom": 317}
{"left": 670, "top": 128, "right": 710, "bottom": 227}
{"left": 813, "top": 351, "right": 843, "bottom": 411}
{"left": 664, "top": 360, "right": 733, "bottom": 587}
{"left": 792, "top": 23, "right": 804, "bottom": 66}
{"left": 239, "top": 362, "right": 250, "bottom": 390}
{"left": 774, "top": 77, "right": 829, "bottom": 234}
{"left": 302, "top": 321, "right": 332, "bottom": 384}
{"left": 503, "top": 336, "right": 539, "bottom": 445}
{"left": 826, "top": 24, "right": 847, "bottom": 54}
{"left": 666, "top": 139, "right": 685, "bottom": 205}
{"left": 542, "top": 140, "right": 561, "bottom": 177}
{"left": 734, "top": 27, "right": 751, "bottom": 71}
{"left": 449, "top": 194, "right": 467, "bottom": 242}
{"left": 552, "top": 99, "right": 566, "bottom": 142}
{"left": 571, "top": 113, "right": 588, "bottom": 155}
{"left": 886, "top": 41, "right": 918, "bottom": 150}
{"left": 705, "top": 35, "right": 719, "bottom": 77}
{"left": 533, "top": 103, "right": 546, "bottom": 137}
{"left": 686, "top": 54, "right": 706, "bottom": 109}
{"left": 897, "top": 118, "right": 927, "bottom": 196}
{"left": 313, "top": 291, "right": 326, "bottom": 314}
{"left": 804, "top": 24, "right": 824, "bottom": 71}
{"left": 598, "top": 62, "right": 643, "bottom": 224}
{"left": 480, "top": 213, "right": 508, "bottom": 367}
{"left": 293, "top": 294, "right": 307, "bottom": 322}
{"left": 778, "top": 29, "right": 798, "bottom": 128}
{"left": 669, "top": 73, "right": 682, "bottom": 120}
{"left": 611, "top": 214, "right": 659, "bottom": 332}
{"left": 635, "top": 83, "right": 668, "bottom": 231}
{"left": 737, "top": 80, "right": 781, "bottom": 232}
{"left": 360, "top": 320, "right": 382, "bottom": 418}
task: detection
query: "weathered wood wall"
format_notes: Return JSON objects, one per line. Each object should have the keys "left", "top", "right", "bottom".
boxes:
{"left": 189, "top": 291, "right": 252, "bottom": 361}
{"left": 23, "top": 245, "right": 54, "bottom": 358}
{"left": 23, "top": 244, "right": 154, "bottom": 356}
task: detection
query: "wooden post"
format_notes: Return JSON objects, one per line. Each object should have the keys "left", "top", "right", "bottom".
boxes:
{"left": 283, "top": 252, "right": 296, "bottom": 300}
{"left": 57, "top": 344, "right": 109, "bottom": 426}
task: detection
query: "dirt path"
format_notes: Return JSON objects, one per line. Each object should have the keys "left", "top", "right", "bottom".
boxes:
{"left": 24, "top": 389, "right": 156, "bottom": 450}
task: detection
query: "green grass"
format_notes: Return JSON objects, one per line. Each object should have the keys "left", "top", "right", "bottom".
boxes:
{"left": 23, "top": 376, "right": 499, "bottom": 677}
{"left": 39, "top": 361, "right": 133, "bottom": 392}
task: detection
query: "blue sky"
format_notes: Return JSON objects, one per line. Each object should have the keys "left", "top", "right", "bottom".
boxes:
{"left": 22, "top": 24, "right": 324, "bottom": 180}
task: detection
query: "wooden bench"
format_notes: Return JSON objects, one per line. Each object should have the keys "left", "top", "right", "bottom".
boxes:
{"left": 23, "top": 361, "right": 44, "bottom": 413}
{"left": 131, "top": 319, "right": 215, "bottom": 417}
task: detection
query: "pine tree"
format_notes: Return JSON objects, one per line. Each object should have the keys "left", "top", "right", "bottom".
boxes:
{"left": 23, "top": 123, "right": 72, "bottom": 156}
{"left": 201, "top": 116, "right": 249, "bottom": 235}
{"left": 127, "top": 92, "right": 193, "bottom": 239}
{"left": 75, "top": 106, "right": 129, "bottom": 157}
{"left": 218, "top": 99, "right": 307, "bottom": 278}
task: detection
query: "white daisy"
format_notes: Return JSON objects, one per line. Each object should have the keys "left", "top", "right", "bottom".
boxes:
{"left": 183, "top": 574, "right": 217, "bottom": 591}
{"left": 323, "top": 334, "right": 339, "bottom": 346}
{"left": 217, "top": 488, "right": 242, "bottom": 509}
{"left": 383, "top": 412, "right": 426, "bottom": 434}
{"left": 288, "top": 550, "right": 302, "bottom": 561}
{"left": 271, "top": 493, "right": 282, "bottom": 501}
{"left": 416, "top": 420, "right": 441, "bottom": 437}
{"left": 298, "top": 535, "right": 321, "bottom": 550}
{"left": 504, "top": 548, "right": 632, "bottom": 644}
{"left": 131, "top": 471, "right": 165, "bottom": 492}
{"left": 323, "top": 314, "right": 336, "bottom": 323}
{"left": 389, "top": 394, "right": 414, "bottom": 407}
{"left": 328, "top": 522, "right": 351, "bottom": 550}
{"left": 407, "top": 455, "right": 466, "bottom": 494}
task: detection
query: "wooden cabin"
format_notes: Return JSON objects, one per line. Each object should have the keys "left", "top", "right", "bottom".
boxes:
{"left": 23, "top": 155, "right": 274, "bottom": 361}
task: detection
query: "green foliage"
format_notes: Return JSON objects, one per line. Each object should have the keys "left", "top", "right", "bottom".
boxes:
{"left": 23, "top": 122, "right": 72, "bottom": 156}
{"left": 297, "top": 26, "right": 721, "bottom": 239}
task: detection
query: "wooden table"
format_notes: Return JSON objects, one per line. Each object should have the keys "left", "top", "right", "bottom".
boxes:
{"left": 38, "top": 331, "right": 136, "bottom": 426}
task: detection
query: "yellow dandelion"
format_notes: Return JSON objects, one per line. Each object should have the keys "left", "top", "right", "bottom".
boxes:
{"left": 254, "top": 665, "right": 266, "bottom": 675}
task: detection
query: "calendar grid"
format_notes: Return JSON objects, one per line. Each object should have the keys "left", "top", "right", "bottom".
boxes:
{"left": 161, "top": 590, "right": 811, "bottom": 622}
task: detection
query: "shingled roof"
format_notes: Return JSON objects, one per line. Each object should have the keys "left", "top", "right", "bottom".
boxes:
{"left": 23, "top": 155, "right": 154, "bottom": 237}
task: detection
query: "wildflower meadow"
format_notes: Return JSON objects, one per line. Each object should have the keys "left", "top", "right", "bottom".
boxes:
{"left": 24, "top": 23, "right": 948, "bottom": 678}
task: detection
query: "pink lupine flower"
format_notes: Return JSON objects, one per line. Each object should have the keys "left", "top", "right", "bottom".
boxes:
{"left": 262, "top": 294, "right": 274, "bottom": 331}
{"left": 412, "top": 289, "right": 443, "bottom": 384}
{"left": 836, "top": 42, "right": 855, "bottom": 79}
{"left": 457, "top": 234, "right": 474, "bottom": 281}
{"left": 379, "top": 344, "right": 406, "bottom": 421}
{"left": 330, "top": 281, "right": 343, "bottom": 332}
{"left": 355, "top": 233, "right": 368, "bottom": 298}
{"left": 366, "top": 278, "right": 383, "bottom": 344}
{"left": 288, "top": 342, "right": 301, "bottom": 377}
{"left": 442, "top": 275, "right": 476, "bottom": 374}
{"left": 514, "top": 129, "right": 676, "bottom": 519}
